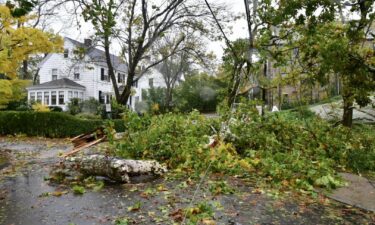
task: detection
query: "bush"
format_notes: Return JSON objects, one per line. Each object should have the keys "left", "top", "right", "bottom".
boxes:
{"left": 49, "top": 106, "right": 63, "bottom": 112}
{"left": 81, "top": 98, "right": 103, "bottom": 115}
{"left": 67, "top": 98, "right": 81, "bottom": 115}
{"left": 113, "top": 110, "right": 240, "bottom": 173}
{"left": 75, "top": 113, "right": 101, "bottom": 120}
{"left": 224, "top": 101, "right": 375, "bottom": 190}
{"left": 32, "top": 103, "right": 50, "bottom": 112}
{"left": 0, "top": 111, "right": 125, "bottom": 138}
{"left": 112, "top": 100, "right": 375, "bottom": 192}
{"left": 111, "top": 100, "right": 127, "bottom": 119}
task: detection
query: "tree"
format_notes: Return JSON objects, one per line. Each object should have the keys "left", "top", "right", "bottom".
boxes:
{"left": 174, "top": 73, "right": 226, "bottom": 112}
{"left": 0, "top": 4, "right": 63, "bottom": 108}
{"left": 221, "top": 39, "right": 252, "bottom": 106}
{"left": 65, "top": 0, "right": 217, "bottom": 106}
{"left": 258, "top": 0, "right": 375, "bottom": 127}
{"left": 156, "top": 31, "right": 214, "bottom": 109}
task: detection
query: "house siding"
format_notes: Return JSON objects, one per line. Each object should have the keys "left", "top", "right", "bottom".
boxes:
{"left": 33, "top": 37, "right": 169, "bottom": 111}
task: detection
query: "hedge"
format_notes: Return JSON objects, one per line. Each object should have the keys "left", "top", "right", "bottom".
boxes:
{"left": 0, "top": 111, "right": 125, "bottom": 138}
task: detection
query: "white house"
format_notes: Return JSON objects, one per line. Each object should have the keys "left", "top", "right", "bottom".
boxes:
{"left": 26, "top": 37, "right": 165, "bottom": 111}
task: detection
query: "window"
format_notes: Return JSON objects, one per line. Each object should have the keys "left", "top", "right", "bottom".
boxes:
{"left": 30, "top": 92, "right": 35, "bottom": 102}
{"left": 64, "top": 49, "right": 69, "bottom": 58}
{"left": 44, "top": 92, "right": 49, "bottom": 105}
{"left": 51, "top": 91, "right": 57, "bottom": 105}
{"left": 74, "top": 91, "right": 78, "bottom": 98}
{"left": 79, "top": 92, "right": 83, "bottom": 100}
{"left": 74, "top": 67, "right": 80, "bottom": 80}
{"left": 99, "top": 91, "right": 105, "bottom": 104}
{"left": 37, "top": 92, "right": 42, "bottom": 103}
{"left": 118, "top": 73, "right": 123, "bottom": 83}
{"left": 52, "top": 69, "right": 58, "bottom": 80}
{"left": 100, "top": 68, "right": 110, "bottom": 82}
{"left": 132, "top": 80, "right": 138, "bottom": 88}
{"left": 68, "top": 91, "right": 73, "bottom": 100}
{"left": 106, "top": 95, "right": 110, "bottom": 104}
{"left": 149, "top": 78, "right": 154, "bottom": 88}
{"left": 101, "top": 68, "right": 105, "bottom": 81}
{"left": 58, "top": 91, "right": 65, "bottom": 105}
{"left": 135, "top": 96, "right": 139, "bottom": 104}
{"left": 129, "top": 96, "right": 132, "bottom": 106}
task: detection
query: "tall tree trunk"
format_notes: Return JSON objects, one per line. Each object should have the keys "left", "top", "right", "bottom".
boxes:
{"left": 33, "top": 68, "right": 40, "bottom": 84}
{"left": 165, "top": 84, "right": 173, "bottom": 110}
{"left": 104, "top": 37, "right": 120, "bottom": 101}
{"left": 119, "top": 69, "right": 136, "bottom": 105}
{"left": 22, "top": 60, "right": 29, "bottom": 79}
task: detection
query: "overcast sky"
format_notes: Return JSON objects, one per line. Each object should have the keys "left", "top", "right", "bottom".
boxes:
{"left": 55, "top": 0, "right": 249, "bottom": 61}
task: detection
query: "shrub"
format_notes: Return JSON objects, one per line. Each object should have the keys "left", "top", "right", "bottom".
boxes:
{"left": 224, "top": 101, "right": 375, "bottom": 190}
{"left": 67, "top": 98, "right": 81, "bottom": 115}
{"left": 49, "top": 106, "right": 63, "bottom": 112}
{"left": 111, "top": 100, "right": 127, "bottom": 119}
{"left": 80, "top": 98, "right": 102, "bottom": 115}
{"left": 32, "top": 103, "right": 50, "bottom": 112}
{"left": 0, "top": 111, "right": 125, "bottom": 137}
{"left": 112, "top": 100, "right": 375, "bottom": 192}
{"left": 113, "top": 110, "right": 239, "bottom": 172}
{"left": 75, "top": 113, "right": 101, "bottom": 120}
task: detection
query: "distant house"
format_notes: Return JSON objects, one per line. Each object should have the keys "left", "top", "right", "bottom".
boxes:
{"left": 26, "top": 37, "right": 165, "bottom": 111}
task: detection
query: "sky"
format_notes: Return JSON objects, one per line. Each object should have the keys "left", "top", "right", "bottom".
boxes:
{"left": 54, "top": 0, "right": 250, "bottom": 61}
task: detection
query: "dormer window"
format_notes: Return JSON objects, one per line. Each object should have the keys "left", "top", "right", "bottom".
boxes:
{"left": 64, "top": 49, "right": 69, "bottom": 58}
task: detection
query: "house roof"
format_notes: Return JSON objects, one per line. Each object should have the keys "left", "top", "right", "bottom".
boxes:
{"left": 64, "top": 37, "right": 127, "bottom": 72}
{"left": 26, "top": 78, "right": 86, "bottom": 90}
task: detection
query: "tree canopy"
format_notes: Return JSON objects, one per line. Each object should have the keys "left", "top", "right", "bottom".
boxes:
{"left": 0, "top": 4, "right": 63, "bottom": 108}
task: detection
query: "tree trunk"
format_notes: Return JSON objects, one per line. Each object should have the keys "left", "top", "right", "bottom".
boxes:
{"left": 165, "top": 86, "right": 173, "bottom": 110}
{"left": 33, "top": 68, "right": 40, "bottom": 85}
{"left": 53, "top": 154, "right": 167, "bottom": 183}
{"left": 342, "top": 96, "right": 354, "bottom": 127}
{"left": 119, "top": 78, "right": 133, "bottom": 105}
{"left": 22, "top": 60, "right": 29, "bottom": 79}
{"left": 104, "top": 37, "right": 120, "bottom": 101}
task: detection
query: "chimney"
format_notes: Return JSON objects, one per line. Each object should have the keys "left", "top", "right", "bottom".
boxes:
{"left": 84, "top": 39, "right": 92, "bottom": 47}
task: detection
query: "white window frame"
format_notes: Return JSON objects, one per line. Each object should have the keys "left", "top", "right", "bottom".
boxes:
{"left": 44, "top": 91, "right": 50, "bottom": 105}
{"left": 58, "top": 91, "right": 65, "bottom": 105}
{"left": 51, "top": 91, "right": 57, "bottom": 105}
{"left": 52, "top": 69, "right": 58, "bottom": 81}
{"left": 30, "top": 92, "right": 35, "bottom": 102}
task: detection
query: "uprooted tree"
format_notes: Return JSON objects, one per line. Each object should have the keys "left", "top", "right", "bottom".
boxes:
{"left": 53, "top": 154, "right": 167, "bottom": 183}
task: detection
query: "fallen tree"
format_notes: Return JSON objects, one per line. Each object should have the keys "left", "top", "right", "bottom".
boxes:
{"left": 52, "top": 154, "right": 167, "bottom": 183}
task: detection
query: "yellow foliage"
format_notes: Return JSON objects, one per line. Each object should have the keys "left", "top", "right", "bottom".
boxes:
{"left": 0, "top": 5, "right": 63, "bottom": 108}
{"left": 32, "top": 102, "right": 50, "bottom": 112}
{"left": 0, "top": 79, "right": 29, "bottom": 108}
{"left": 151, "top": 103, "right": 160, "bottom": 112}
